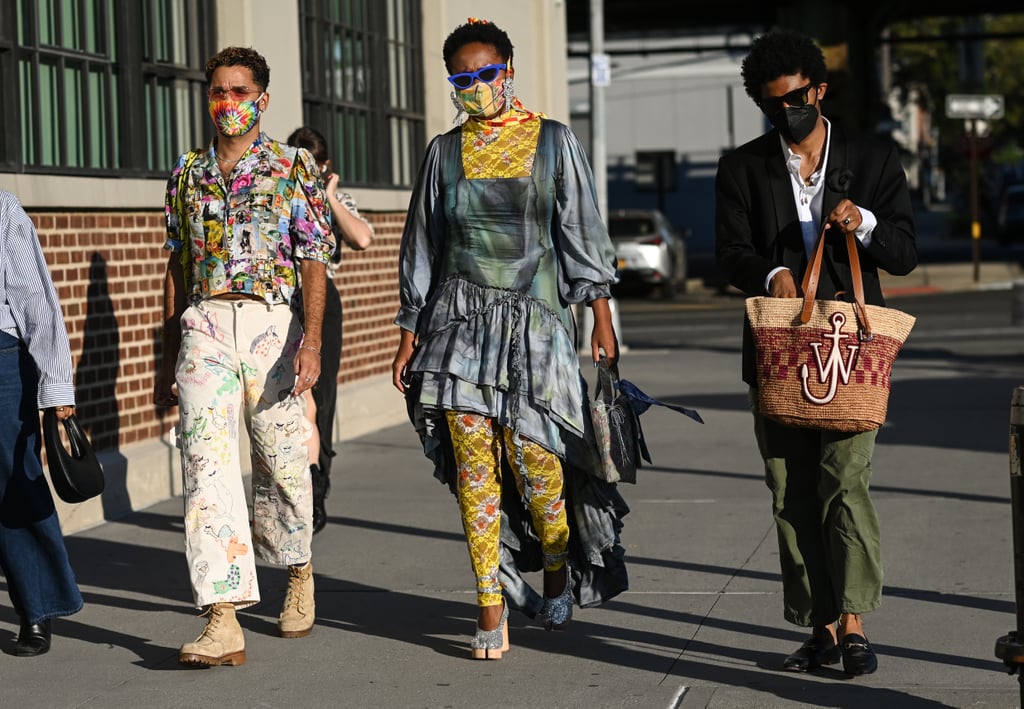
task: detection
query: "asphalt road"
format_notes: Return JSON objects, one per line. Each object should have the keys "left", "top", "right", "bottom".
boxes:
{"left": 616, "top": 287, "right": 1024, "bottom": 360}
{"left": 4, "top": 281, "right": 1024, "bottom": 708}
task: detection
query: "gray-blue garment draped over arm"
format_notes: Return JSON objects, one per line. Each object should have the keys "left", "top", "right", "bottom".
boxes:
{"left": 552, "top": 125, "right": 618, "bottom": 305}
{"left": 396, "top": 134, "right": 449, "bottom": 333}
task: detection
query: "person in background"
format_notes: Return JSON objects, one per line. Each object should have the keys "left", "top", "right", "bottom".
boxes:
{"left": 0, "top": 190, "right": 83, "bottom": 657}
{"left": 155, "top": 46, "right": 334, "bottom": 667}
{"left": 393, "top": 18, "right": 627, "bottom": 661}
{"left": 715, "top": 30, "right": 917, "bottom": 677}
{"left": 286, "top": 126, "right": 373, "bottom": 535}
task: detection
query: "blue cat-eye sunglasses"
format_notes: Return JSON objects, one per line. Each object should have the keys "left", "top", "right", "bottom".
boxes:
{"left": 447, "top": 63, "right": 507, "bottom": 90}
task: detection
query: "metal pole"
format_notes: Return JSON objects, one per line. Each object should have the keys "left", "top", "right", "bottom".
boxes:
{"left": 589, "top": 0, "right": 607, "bottom": 217}
{"left": 969, "top": 119, "right": 981, "bottom": 283}
{"left": 726, "top": 84, "right": 735, "bottom": 150}
{"left": 996, "top": 386, "right": 1024, "bottom": 702}
{"left": 1012, "top": 280, "right": 1024, "bottom": 327}
{"left": 584, "top": 0, "right": 624, "bottom": 351}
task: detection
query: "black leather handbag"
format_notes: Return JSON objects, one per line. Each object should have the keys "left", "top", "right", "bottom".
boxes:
{"left": 42, "top": 410, "right": 105, "bottom": 503}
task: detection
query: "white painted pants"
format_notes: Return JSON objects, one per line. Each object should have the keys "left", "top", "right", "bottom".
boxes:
{"left": 176, "top": 298, "right": 312, "bottom": 609}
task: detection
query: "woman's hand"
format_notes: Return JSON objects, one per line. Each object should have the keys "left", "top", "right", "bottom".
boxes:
{"left": 392, "top": 329, "right": 416, "bottom": 393}
{"left": 326, "top": 177, "right": 373, "bottom": 251}
{"left": 589, "top": 298, "right": 618, "bottom": 366}
{"left": 52, "top": 405, "right": 76, "bottom": 421}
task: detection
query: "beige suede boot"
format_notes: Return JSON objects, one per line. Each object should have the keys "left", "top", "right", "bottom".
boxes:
{"left": 179, "top": 603, "right": 245, "bottom": 667}
{"left": 279, "top": 561, "right": 315, "bottom": 638}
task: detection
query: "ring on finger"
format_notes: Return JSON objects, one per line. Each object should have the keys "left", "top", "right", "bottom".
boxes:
{"left": 842, "top": 217, "right": 851, "bottom": 226}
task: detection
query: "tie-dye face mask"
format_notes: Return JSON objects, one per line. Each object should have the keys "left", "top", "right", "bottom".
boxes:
{"left": 208, "top": 94, "right": 263, "bottom": 137}
{"left": 457, "top": 80, "right": 505, "bottom": 117}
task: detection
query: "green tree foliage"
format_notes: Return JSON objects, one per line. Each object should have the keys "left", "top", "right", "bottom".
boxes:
{"left": 890, "top": 15, "right": 1024, "bottom": 162}
{"left": 889, "top": 14, "right": 1024, "bottom": 232}
{"left": 984, "top": 15, "right": 1024, "bottom": 159}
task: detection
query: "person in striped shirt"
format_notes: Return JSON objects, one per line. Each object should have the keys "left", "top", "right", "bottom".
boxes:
{"left": 0, "top": 190, "right": 83, "bottom": 657}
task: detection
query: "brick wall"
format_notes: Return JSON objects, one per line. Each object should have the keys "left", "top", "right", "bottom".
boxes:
{"left": 31, "top": 209, "right": 403, "bottom": 454}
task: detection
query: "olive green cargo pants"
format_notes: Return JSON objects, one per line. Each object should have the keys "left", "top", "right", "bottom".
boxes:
{"left": 749, "top": 389, "right": 883, "bottom": 627}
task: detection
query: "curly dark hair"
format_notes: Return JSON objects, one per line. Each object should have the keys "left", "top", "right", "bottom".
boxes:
{"left": 740, "top": 30, "right": 827, "bottom": 102}
{"left": 205, "top": 46, "right": 270, "bottom": 91}
{"left": 286, "top": 126, "right": 328, "bottom": 164}
{"left": 442, "top": 19, "right": 514, "bottom": 73}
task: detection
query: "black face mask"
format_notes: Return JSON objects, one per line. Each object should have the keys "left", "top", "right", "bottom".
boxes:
{"left": 768, "top": 104, "right": 819, "bottom": 144}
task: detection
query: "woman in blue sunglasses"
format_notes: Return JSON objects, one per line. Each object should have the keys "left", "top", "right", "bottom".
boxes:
{"left": 392, "top": 18, "right": 627, "bottom": 660}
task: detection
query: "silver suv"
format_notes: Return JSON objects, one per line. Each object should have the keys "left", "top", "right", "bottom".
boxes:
{"left": 608, "top": 209, "right": 687, "bottom": 298}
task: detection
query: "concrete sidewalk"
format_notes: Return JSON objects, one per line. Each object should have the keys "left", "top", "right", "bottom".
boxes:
{"left": 880, "top": 259, "right": 1023, "bottom": 296}
{"left": 49, "top": 251, "right": 1024, "bottom": 539}
{"left": 4, "top": 322, "right": 1023, "bottom": 707}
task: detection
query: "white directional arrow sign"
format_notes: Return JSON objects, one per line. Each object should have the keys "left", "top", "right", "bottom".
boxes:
{"left": 946, "top": 94, "right": 1005, "bottom": 120}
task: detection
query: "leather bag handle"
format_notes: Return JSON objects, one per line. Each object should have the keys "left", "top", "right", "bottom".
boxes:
{"left": 798, "top": 223, "right": 873, "bottom": 339}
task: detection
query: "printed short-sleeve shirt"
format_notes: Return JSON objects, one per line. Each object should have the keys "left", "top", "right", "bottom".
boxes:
{"left": 164, "top": 132, "right": 334, "bottom": 306}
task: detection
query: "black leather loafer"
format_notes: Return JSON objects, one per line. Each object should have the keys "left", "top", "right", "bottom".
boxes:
{"left": 840, "top": 633, "right": 878, "bottom": 676}
{"left": 783, "top": 634, "right": 841, "bottom": 672}
{"left": 15, "top": 619, "right": 52, "bottom": 657}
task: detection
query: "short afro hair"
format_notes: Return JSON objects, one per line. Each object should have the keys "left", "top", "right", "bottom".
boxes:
{"left": 206, "top": 46, "right": 270, "bottom": 91}
{"left": 442, "top": 19, "right": 514, "bottom": 73}
{"left": 740, "top": 30, "right": 827, "bottom": 102}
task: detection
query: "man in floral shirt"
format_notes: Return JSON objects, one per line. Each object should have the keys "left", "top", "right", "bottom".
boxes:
{"left": 154, "top": 46, "right": 334, "bottom": 668}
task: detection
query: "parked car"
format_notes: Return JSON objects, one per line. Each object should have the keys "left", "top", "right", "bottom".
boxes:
{"left": 998, "top": 184, "right": 1024, "bottom": 243}
{"left": 608, "top": 209, "right": 687, "bottom": 298}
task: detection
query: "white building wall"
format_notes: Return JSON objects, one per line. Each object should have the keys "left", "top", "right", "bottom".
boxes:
{"left": 1, "top": 0, "right": 571, "bottom": 214}
{"left": 421, "top": 0, "right": 569, "bottom": 138}
{"left": 216, "top": 0, "right": 306, "bottom": 145}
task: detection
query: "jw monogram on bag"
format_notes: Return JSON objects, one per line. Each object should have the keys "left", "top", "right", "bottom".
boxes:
{"left": 746, "top": 227, "right": 915, "bottom": 432}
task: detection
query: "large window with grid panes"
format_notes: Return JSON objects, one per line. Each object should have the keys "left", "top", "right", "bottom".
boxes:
{"left": 298, "top": 0, "right": 424, "bottom": 188}
{"left": 0, "top": 0, "right": 216, "bottom": 176}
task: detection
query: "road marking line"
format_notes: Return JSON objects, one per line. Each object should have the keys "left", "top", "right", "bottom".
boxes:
{"left": 634, "top": 499, "right": 718, "bottom": 503}
{"left": 668, "top": 685, "right": 689, "bottom": 708}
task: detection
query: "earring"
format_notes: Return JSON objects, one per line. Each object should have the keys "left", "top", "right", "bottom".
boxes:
{"left": 450, "top": 91, "right": 465, "bottom": 125}
{"left": 502, "top": 77, "right": 515, "bottom": 108}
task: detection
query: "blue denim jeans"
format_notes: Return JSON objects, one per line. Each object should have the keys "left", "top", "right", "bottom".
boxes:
{"left": 0, "top": 331, "right": 82, "bottom": 624}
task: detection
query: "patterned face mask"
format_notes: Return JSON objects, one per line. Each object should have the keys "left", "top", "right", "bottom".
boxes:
{"left": 208, "top": 94, "right": 263, "bottom": 137}
{"left": 456, "top": 79, "right": 505, "bottom": 117}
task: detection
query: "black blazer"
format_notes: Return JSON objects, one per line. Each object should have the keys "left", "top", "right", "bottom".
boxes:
{"left": 715, "top": 124, "right": 918, "bottom": 386}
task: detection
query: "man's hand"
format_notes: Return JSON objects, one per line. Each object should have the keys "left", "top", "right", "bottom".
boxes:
{"left": 769, "top": 269, "right": 799, "bottom": 298}
{"left": 291, "top": 345, "right": 322, "bottom": 397}
{"left": 825, "top": 198, "right": 862, "bottom": 234}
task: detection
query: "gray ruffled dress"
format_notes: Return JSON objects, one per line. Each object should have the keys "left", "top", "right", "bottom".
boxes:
{"left": 396, "top": 117, "right": 629, "bottom": 615}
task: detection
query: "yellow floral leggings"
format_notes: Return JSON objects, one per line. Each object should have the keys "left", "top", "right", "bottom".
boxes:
{"left": 446, "top": 411, "right": 569, "bottom": 608}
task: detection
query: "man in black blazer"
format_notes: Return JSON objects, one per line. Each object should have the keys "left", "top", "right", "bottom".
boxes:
{"left": 715, "top": 30, "right": 917, "bottom": 677}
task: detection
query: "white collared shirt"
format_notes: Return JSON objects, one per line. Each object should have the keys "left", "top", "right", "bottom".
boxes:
{"left": 764, "top": 118, "right": 878, "bottom": 292}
